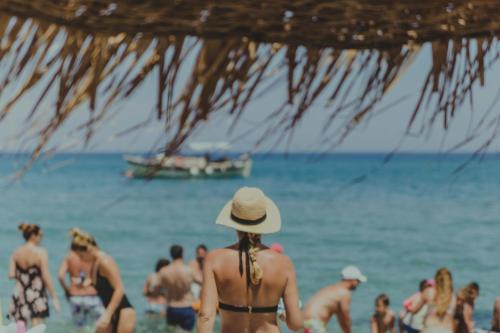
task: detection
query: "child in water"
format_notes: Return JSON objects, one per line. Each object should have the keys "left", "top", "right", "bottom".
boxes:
{"left": 371, "top": 294, "right": 396, "bottom": 333}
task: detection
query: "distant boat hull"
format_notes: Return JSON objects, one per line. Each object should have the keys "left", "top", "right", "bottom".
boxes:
{"left": 124, "top": 155, "right": 252, "bottom": 179}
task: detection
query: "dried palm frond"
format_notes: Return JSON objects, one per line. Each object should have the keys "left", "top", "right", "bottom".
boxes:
{"left": 0, "top": 0, "right": 498, "bottom": 169}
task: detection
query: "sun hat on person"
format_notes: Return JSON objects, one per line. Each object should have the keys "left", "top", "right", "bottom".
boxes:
{"left": 216, "top": 187, "right": 281, "bottom": 234}
{"left": 341, "top": 265, "right": 367, "bottom": 283}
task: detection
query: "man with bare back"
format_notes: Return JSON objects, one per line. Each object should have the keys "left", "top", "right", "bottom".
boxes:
{"left": 302, "top": 266, "right": 367, "bottom": 333}
{"left": 158, "top": 245, "right": 201, "bottom": 332}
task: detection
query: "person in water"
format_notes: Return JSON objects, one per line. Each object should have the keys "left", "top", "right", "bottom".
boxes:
{"left": 302, "top": 265, "right": 367, "bottom": 333}
{"left": 371, "top": 294, "right": 396, "bottom": 333}
{"left": 70, "top": 228, "right": 136, "bottom": 333}
{"left": 158, "top": 245, "right": 200, "bottom": 332}
{"left": 189, "top": 244, "right": 207, "bottom": 302}
{"left": 143, "top": 258, "right": 170, "bottom": 316}
{"left": 58, "top": 241, "right": 105, "bottom": 328}
{"left": 455, "top": 282, "right": 480, "bottom": 333}
{"left": 410, "top": 268, "right": 456, "bottom": 333}
{"left": 400, "top": 279, "right": 436, "bottom": 333}
{"left": 491, "top": 297, "right": 500, "bottom": 332}
{"left": 9, "top": 223, "right": 61, "bottom": 328}
{"left": 189, "top": 244, "right": 207, "bottom": 283}
{"left": 198, "top": 187, "right": 303, "bottom": 333}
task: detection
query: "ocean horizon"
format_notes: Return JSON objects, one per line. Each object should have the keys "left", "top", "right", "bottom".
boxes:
{"left": 0, "top": 153, "right": 498, "bottom": 332}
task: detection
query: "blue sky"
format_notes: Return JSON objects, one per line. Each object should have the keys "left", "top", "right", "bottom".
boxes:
{"left": 0, "top": 42, "right": 499, "bottom": 153}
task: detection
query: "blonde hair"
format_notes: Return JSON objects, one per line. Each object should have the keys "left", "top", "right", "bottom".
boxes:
{"left": 239, "top": 233, "right": 263, "bottom": 286}
{"left": 434, "top": 267, "right": 453, "bottom": 317}
{"left": 69, "top": 228, "right": 97, "bottom": 249}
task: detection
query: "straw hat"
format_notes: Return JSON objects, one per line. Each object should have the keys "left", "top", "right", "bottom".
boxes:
{"left": 216, "top": 187, "right": 281, "bottom": 234}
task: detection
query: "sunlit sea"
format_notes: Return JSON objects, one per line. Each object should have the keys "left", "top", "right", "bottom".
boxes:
{"left": 0, "top": 153, "right": 499, "bottom": 332}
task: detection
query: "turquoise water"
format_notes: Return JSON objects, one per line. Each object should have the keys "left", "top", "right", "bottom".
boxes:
{"left": 0, "top": 153, "right": 499, "bottom": 332}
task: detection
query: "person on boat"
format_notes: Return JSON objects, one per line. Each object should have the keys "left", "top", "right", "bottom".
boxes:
{"left": 410, "top": 268, "right": 456, "bottom": 333}
{"left": 302, "top": 265, "right": 367, "bottom": 333}
{"left": 400, "top": 279, "right": 436, "bottom": 333}
{"left": 371, "top": 294, "right": 396, "bottom": 333}
{"left": 69, "top": 228, "right": 136, "bottom": 333}
{"left": 158, "top": 245, "right": 200, "bottom": 331}
{"left": 197, "top": 187, "right": 303, "bottom": 333}
{"left": 8, "top": 223, "right": 61, "bottom": 328}
{"left": 455, "top": 282, "right": 480, "bottom": 333}
{"left": 58, "top": 241, "right": 104, "bottom": 328}
{"left": 143, "top": 258, "right": 170, "bottom": 316}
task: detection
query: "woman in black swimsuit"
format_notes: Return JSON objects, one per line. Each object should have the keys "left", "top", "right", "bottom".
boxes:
{"left": 198, "top": 187, "right": 303, "bottom": 332}
{"left": 69, "top": 228, "right": 136, "bottom": 333}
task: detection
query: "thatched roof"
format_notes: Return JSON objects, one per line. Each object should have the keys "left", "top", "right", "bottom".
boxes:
{"left": 0, "top": 0, "right": 499, "bottom": 166}
{"left": 2, "top": 1, "right": 499, "bottom": 48}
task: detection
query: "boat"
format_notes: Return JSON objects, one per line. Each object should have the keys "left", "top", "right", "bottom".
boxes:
{"left": 123, "top": 142, "right": 252, "bottom": 179}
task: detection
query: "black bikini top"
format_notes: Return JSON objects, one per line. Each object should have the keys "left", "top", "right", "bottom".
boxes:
{"left": 218, "top": 301, "right": 278, "bottom": 314}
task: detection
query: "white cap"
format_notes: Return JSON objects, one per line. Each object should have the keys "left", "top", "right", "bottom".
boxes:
{"left": 341, "top": 265, "right": 367, "bottom": 283}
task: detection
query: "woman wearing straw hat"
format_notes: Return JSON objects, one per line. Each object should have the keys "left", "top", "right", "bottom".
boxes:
{"left": 197, "top": 187, "right": 303, "bottom": 332}
{"left": 69, "top": 228, "right": 136, "bottom": 333}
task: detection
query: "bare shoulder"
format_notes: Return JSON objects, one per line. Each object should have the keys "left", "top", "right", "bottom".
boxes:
{"left": 158, "top": 264, "right": 170, "bottom": 277}
{"left": 37, "top": 247, "right": 48, "bottom": 257}
{"left": 206, "top": 248, "right": 244, "bottom": 272}
{"left": 34, "top": 247, "right": 48, "bottom": 262}
{"left": 208, "top": 248, "right": 228, "bottom": 257}
{"left": 67, "top": 252, "right": 80, "bottom": 265}
{"left": 205, "top": 248, "right": 231, "bottom": 263}
{"left": 269, "top": 252, "right": 294, "bottom": 270}
{"left": 97, "top": 252, "right": 116, "bottom": 269}
{"left": 337, "top": 286, "right": 352, "bottom": 300}
{"left": 11, "top": 246, "right": 22, "bottom": 259}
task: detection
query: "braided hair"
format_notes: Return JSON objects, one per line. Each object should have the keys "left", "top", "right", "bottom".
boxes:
{"left": 238, "top": 233, "right": 263, "bottom": 287}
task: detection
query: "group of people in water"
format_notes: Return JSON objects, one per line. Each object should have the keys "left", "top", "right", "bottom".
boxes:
{"left": 6, "top": 186, "right": 500, "bottom": 333}
{"left": 10, "top": 224, "right": 136, "bottom": 333}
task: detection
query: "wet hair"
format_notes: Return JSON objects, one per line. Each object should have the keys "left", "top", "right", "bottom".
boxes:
{"left": 434, "top": 267, "right": 453, "bottom": 318}
{"left": 170, "top": 245, "right": 183, "bottom": 260}
{"left": 69, "top": 228, "right": 97, "bottom": 251}
{"left": 18, "top": 223, "right": 41, "bottom": 241}
{"left": 239, "top": 232, "right": 263, "bottom": 287}
{"left": 458, "top": 282, "right": 480, "bottom": 305}
{"left": 155, "top": 258, "right": 170, "bottom": 272}
{"left": 376, "top": 294, "right": 390, "bottom": 307}
{"left": 469, "top": 282, "right": 480, "bottom": 293}
{"left": 196, "top": 244, "right": 208, "bottom": 252}
{"left": 419, "top": 279, "right": 429, "bottom": 291}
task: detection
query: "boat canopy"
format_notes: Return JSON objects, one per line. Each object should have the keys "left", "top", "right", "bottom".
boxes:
{"left": 188, "top": 142, "right": 231, "bottom": 152}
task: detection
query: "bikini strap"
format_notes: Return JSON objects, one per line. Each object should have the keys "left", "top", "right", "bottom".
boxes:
{"left": 218, "top": 301, "right": 278, "bottom": 314}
